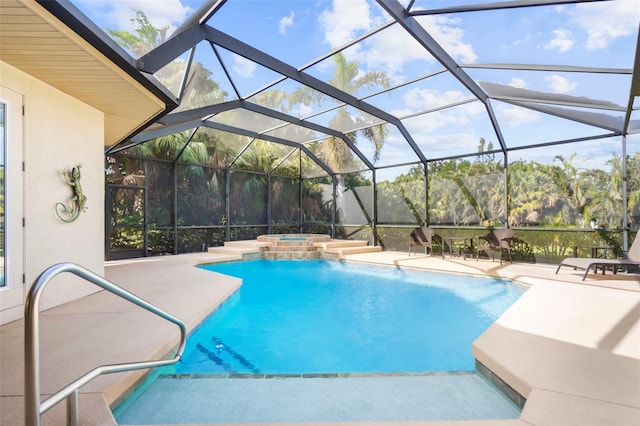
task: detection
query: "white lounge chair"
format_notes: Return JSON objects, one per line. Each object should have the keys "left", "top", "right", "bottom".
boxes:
{"left": 555, "top": 233, "right": 640, "bottom": 280}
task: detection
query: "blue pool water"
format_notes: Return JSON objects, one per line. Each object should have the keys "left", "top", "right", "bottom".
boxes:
{"left": 176, "top": 259, "right": 525, "bottom": 374}
{"left": 114, "top": 260, "right": 525, "bottom": 424}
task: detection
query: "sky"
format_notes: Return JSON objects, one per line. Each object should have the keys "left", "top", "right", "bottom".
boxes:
{"left": 70, "top": 0, "right": 640, "bottom": 177}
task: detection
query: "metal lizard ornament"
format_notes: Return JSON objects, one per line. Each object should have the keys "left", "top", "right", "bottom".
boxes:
{"left": 55, "top": 164, "right": 87, "bottom": 223}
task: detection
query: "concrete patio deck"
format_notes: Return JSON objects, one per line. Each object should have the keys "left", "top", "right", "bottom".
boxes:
{"left": 1, "top": 250, "right": 639, "bottom": 425}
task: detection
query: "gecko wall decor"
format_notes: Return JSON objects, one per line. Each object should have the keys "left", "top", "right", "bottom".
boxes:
{"left": 55, "top": 164, "right": 87, "bottom": 223}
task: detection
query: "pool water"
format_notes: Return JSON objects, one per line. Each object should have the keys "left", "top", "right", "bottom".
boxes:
{"left": 114, "top": 260, "right": 526, "bottom": 424}
{"left": 176, "top": 259, "right": 525, "bottom": 374}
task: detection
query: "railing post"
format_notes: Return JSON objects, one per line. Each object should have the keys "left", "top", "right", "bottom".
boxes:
{"left": 24, "top": 266, "right": 45, "bottom": 426}
{"left": 67, "top": 390, "right": 79, "bottom": 426}
{"left": 24, "top": 262, "right": 187, "bottom": 426}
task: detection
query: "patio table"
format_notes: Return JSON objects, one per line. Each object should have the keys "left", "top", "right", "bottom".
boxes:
{"left": 572, "top": 245, "right": 618, "bottom": 259}
{"left": 442, "top": 236, "right": 474, "bottom": 260}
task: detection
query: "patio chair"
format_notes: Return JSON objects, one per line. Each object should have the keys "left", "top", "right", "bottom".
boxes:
{"left": 476, "top": 228, "right": 515, "bottom": 265}
{"left": 555, "top": 233, "right": 640, "bottom": 280}
{"left": 409, "top": 227, "right": 437, "bottom": 256}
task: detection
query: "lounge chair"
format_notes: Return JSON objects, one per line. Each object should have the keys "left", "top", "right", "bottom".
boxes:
{"left": 555, "top": 233, "right": 640, "bottom": 280}
{"left": 409, "top": 227, "right": 437, "bottom": 256}
{"left": 476, "top": 228, "right": 515, "bottom": 265}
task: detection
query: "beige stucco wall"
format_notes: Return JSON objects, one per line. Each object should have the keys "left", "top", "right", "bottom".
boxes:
{"left": 1, "top": 61, "right": 105, "bottom": 324}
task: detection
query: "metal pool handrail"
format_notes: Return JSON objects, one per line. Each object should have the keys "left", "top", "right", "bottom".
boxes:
{"left": 24, "top": 262, "right": 187, "bottom": 426}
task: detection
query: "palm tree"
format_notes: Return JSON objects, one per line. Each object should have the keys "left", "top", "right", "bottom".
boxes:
{"left": 586, "top": 156, "right": 622, "bottom": 229}
{"left": 315, "top": 53, "right": 389, "bottom": 167}
{"left": 550, "top": 154, "right": 593, "bottom": 225}
{"left": 508, "top": 160, "right": 562, "bottom": 226}
{"left": 291, "top": 53, "right": 390, "bottom": 223}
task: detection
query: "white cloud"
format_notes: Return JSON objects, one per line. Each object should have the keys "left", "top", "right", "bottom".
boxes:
{"left": 511, "top": 34, "right": 531, "bottom": 47}
{"left": 463, "top": 101, "right": 486, "bottom": 116}
{"left": 417, "top": 16, "right": 477, "bottom": 63}
{"left": 544, "top": 74, "right": 577, "bottom": 94}
{"left": 398, "top": 100, "right": 485, "bottom": 137}
{"left": 344, "top": 25, "right": 435, "bottom": 81}
{"left": 403, "top": 88, "right": 468, "bottom": 111}
{"left": 497, "top": 105, "right": 539, "bottom": 128}
{"left": 508, "top": 78, "right": 527, "bottom": 89}
{"left": 545, "top": 29, "right": 574, "bottom": 53}
{"left": 75, "top": 0, "right": 192, "bottom": 34}
{"left": 571, "top": 0, "right": 640, "bottom": 49}
{"left": 317, "top": 2, "right": 476, "bottom": 83}
{"left": 394, "top": 95, "right": 483, "bottom": 133}
{"left": 406, "top": 111, "right": 468, "bottom": 134}
{"left": 279, "top": 11, "right": 295, "bottom": 35}
{"left": 290, "top": 103, "right": 314, "bottom": 118}
{"left": 232, "top": 54, "right": 256, "bottom": 78}
{"left": 417, "top": 132, "right": 480, "bottom": 155}
{"left": 318, "top": 0, "right": 373, "bottom": 47}
{"left": 342, "top": 14, "right": 477, "bottom": 82}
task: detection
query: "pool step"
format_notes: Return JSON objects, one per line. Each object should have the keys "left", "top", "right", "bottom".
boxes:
{"left": 274, "top": 240, "right": 314, "bottom": 247}
{"left": 208, "top": 245, "right": 260, "bottom": 254}
{"left": 313, "top": 239, "right": 381, "bottom": 259}
{"left": 208, "top": 244, "right": 264, "bottom": 261}
{"left": 313, "top": 239, "right": 369, "bottom": 249}
{"left": 224, "top": 240, "right": 273, "bottom": 249}
{"left": 115, "top": 374, "right": 522, "bottom": 424}
{"left": 200, "top": 252, "right": 244, "bottom": 262}
{"left": 266, "top": 238, "right": 322, "bottom": 259}
{"left": 264, "top": 250, "right": 322, "bottom": 260}
{"left": 324, "top": 245, "right": 383, "bottom": 256}
{"left": 269, "top": 245, "right": 318, "bottom": 252}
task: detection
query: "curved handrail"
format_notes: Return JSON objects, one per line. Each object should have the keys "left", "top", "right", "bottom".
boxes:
{"left": 24, "top": 262, "right": 187, "bottom": 426}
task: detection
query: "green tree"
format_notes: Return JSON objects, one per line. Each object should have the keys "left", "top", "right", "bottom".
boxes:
{"left": 107, "top": 10, "right": 169, "bottom": 57}
{"left": 508, "top": 160, "right": 561, "bottom": 226}
{"left": 626, "top": 152, "right": 640, "bottom": 229}
{"left": 549, "top": 154, "right": 590, "bottom": 224}
{"left": 587, "top": 155, "right": 623, "bottom": 229}
{"left": 427, "top": 148, "right": 504, "bottom": 226}
{"left": 107, "top": 10, "right": 227, "bottom": 107}
{"left": 316, "top": 53, "right": 390, "bottom": 167}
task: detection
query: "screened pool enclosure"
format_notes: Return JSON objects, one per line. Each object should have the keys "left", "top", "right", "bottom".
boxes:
{"left": 92, "top": 0, "right": 640, "bottom": 261}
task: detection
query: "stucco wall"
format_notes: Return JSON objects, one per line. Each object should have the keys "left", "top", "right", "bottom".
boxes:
{"left": 1, "top": 61, "right": 105, "bottom": 323}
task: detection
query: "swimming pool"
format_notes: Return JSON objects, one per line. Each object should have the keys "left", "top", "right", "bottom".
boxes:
{"left": 178, "top": 259, "right": 525, "bottom": 374}
{"left": 114, "top": 260, "right": 525, "bottom": 424}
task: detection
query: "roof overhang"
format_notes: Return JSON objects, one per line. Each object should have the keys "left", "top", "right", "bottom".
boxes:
{"left": 0, "top": 0, "right": 178, "bottom": 147}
